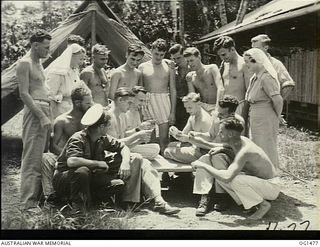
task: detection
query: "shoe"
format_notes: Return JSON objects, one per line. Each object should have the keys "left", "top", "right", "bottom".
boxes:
{"left": 196, "top": 194, "right": 210, "bottom": 217}
{"left": 213, "top": 202, "right": 228, "bottom": 212}
{"left": 107, "top": 179, "right": 125, "bottom": 194}
{"left": 153, "top": 202, "right": 180, "bottom": 215}
{"left": 212, "top": 193, "right": 230, "bottom": 212}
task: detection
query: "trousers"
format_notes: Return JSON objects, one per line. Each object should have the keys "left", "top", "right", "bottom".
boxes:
{"left": 20, "top": 103, "right": 52, "bottom": 209}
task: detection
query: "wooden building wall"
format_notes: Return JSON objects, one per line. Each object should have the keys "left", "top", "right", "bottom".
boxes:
{"left": 282, "top": 48, "right": 319, "bottom": 105}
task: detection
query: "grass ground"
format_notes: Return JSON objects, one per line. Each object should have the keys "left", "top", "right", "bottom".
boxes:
{"left": 1, "top": 117, "right": 319, "bottom": 230}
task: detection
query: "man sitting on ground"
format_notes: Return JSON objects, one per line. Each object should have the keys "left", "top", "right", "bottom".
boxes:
{"left": 53, "top": 104, "right": 180, "bottom": 215}
{"left": 163, "top": 92, "right": 212, "bottom": 164}
{"left": 42, "top": 86, "right": 93, "bottom": 203}
{"left": 107, "top": 87, "right": 160, "bottom": 160}
{"left": 192, "top": 118, "right": 279, "bottom": 220}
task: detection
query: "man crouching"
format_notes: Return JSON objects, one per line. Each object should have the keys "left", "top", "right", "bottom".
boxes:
{"left": 192, "top": 118, "right": 280, "bottom": 220}
{"left": 52, "top": 104, "right": 180, "bottom": 215}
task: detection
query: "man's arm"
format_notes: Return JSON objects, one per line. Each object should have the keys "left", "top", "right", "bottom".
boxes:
{"left": 168, "top": 65, "right": 177, "bottom": 125}
{"left": 271, "top": 95, "right": 283, "bottom": 118}
{"left": 79, "top": 70, "right": 92, "bottom": 87}
{"left": 108, "top": 70, "right": 121, "bottom": 100}
{"left": 276, "top": 62, "right": 295, "bottom": 100}
{"left": 186, "top": 72, "right": 195, "bottom": 93}
{"left": 118, "top": 145, "right": 131, "bottom": 180}
{"left": 50, "top": 118, "right": 65, "bottom": 155}
{"left": 211, "top": 65, "right": 225, "bottom": 107}
{"left": 137, "top": 70, "right": 143, "bottom": 86}
{"left": 67, "top": 157, "right": 107, "bottom": 169}
{"left": 138, "top": 64, "right": 145, "bottom": 87}
{"left": 17, "top": 60, "right": 51, "bottom": 128}
{"left": 192, "top": 151, "right": 246, "bottom": 183}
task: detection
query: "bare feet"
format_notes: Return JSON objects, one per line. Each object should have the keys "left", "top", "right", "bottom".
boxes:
{"left": 248, "top": 200, "right": 271, "bottom": 220}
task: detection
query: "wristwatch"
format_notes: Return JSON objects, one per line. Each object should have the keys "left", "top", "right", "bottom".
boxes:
{"left": 135, "top": 127, "right": 141, "bottom": 132}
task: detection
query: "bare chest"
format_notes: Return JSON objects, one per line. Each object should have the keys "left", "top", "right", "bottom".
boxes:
{"left": 119, "top": 70, "right": 139, "bottom": 88}
{"left": 142, "top": 64, "right": 169, "bottom": 83}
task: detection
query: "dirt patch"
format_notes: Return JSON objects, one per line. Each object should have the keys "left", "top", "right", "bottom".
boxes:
{"left": 1, "top": 165, "right": 319, "bottom": 230}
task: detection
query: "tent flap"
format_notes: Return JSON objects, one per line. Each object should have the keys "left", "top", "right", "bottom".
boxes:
{"left": 1, "top": 0, "right": 152, "bottom": 125}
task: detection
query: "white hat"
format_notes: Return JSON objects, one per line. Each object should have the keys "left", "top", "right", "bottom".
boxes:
{"left": 81, "top": 104, "right": 104, "bottom": 126}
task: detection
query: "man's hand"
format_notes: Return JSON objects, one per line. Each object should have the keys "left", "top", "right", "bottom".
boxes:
{"left": 279, "top": 115, "right": 287, "bottom": 126}
{"left": 40, "top": 116, "right": 52, "bottom": 130}
{"left": 119, "top": 162, "right": 131, "bottom": 180}
{"left": 209, "top": 146, "right": 226, "bottom": 156}
{"left": 168, "top": 112, "right": 176, "bottom": 125}
{"left": 138, "top": 129, "right": 153, "bottom": 143}
{"left": 93, "top": 161, "right": 109, "bottom": 173}
{"left": 191, "top": 161, "right": 206, "bottom": 171}
{"left": 139, "top": 120, "right": 156, "bottom": 130}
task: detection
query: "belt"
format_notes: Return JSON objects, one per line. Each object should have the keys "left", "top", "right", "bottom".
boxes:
{"left": 34, "top": 99, "right": 50, "bottom": 105}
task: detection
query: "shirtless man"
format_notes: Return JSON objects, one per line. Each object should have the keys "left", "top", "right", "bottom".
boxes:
{"left": 42, "top": 86, "right": 93, "bottom": 201}
{"left": 80, "top": 44, "right": 111, "bottom": 106}
{"left": 164, "top": 92, "right": 212, "bottom": 164}
{"left": 213, "top": 36, "right": 251, "bottom": 118}
{"left": 16, "top": 30, "right": 52, "bottom": 213}
{"left": 138, "top": 38, "right": 177, "bottom": 154}
{"left": 192, "top": 118, "right": 280, "bottom": 220}
{"left": 251, "top": 34, "right": 295, "bottom": 100}
{"left": 184, "top": 47, "right": 224, "bottom": 114}
{"left": 109, "top": 44, "right": 144, "bottom": 100}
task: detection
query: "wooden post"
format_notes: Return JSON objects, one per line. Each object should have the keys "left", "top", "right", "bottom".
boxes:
{"left": 218, "top": 0, "right": 228, "bottom": 26}
{"left": 236, "top": 0, "right": 249, "bottom": 25}
{"left": 91, "top": 3, "right": 96, "bottom": 62}
{"left": 179, "top": 0, "right": 185, "bottom": 46}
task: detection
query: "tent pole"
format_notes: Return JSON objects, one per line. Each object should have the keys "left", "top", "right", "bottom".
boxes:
{"left": 91, "top": 5, "right": 96, "bottom": 61}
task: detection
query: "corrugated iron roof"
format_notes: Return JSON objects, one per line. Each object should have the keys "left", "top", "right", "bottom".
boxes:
{"left": 195, "top": 0, "right": 320, "bottom": 44}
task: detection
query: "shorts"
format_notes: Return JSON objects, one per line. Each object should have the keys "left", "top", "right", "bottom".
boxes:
{"left": 147, "top": 93, "right": 171, "bottom": 125}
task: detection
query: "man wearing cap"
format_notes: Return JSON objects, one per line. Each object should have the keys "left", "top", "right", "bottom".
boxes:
{"left": 109, "top": 44, "right": 145, "bottom": 100}
{"left": 107, "top": 87, "right": 160, "bottom": 160}
{"left": 184, "top": 47, "right": 225, "bottom": 115}
{"left": 251, "top": 34, "right": 295, "bottom": 100}
{"left": 41, "top": 86, "right": 93, "bottom": 204}
{"left": 213, "top": 36, "right": 251, "bottom": 119}
{"left": 53, "top": 104, "right": 180, "bottom": 214}
{"left": 80, "top": 44, "right": 111, "bottom": 107}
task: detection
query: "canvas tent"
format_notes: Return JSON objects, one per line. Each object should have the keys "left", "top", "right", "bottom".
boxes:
{"left": 1, "top": 0, "right": 152, "bottom": 125}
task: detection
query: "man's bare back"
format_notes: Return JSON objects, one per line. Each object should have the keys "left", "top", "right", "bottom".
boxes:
{"left": 80, "top": 65, "right": 110, "bottom": 106}
{"left": 51, "top": 111, "right": 84, "bottom": 155}
{"left": 139, "top": 60, "right": 170, "bottom": 93}
{"left": 222, "top": 56, "right": 250, "bottom": 102}
{"left": 109, "top": 65, "right": 141, "bottom": 99}
{"left": 235, "top": 136, "right": 276, "bottom": 179}
{"left": 186, "top": 64, "right": 220, "bottom": 104}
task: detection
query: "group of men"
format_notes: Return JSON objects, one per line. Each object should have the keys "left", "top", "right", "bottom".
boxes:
{"left": 17, "top": 27, "right": 294, "bottom": 220}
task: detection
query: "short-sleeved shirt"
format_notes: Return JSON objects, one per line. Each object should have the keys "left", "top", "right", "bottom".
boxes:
{"left": 267, "top": 53, "right": 295, "bottom": 89}
{"left": 106, "top": 111, "right": 127, "bottom": 139}
{"left": 245, "top": 71, "right": 280, "bottom": 104}
{"left": 56, "top": 129, "right": 124, "bottom": 174}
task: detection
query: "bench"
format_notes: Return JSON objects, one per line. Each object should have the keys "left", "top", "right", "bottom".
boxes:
{"left": 150, "top": 155, "right": 193, "bottom": 173}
